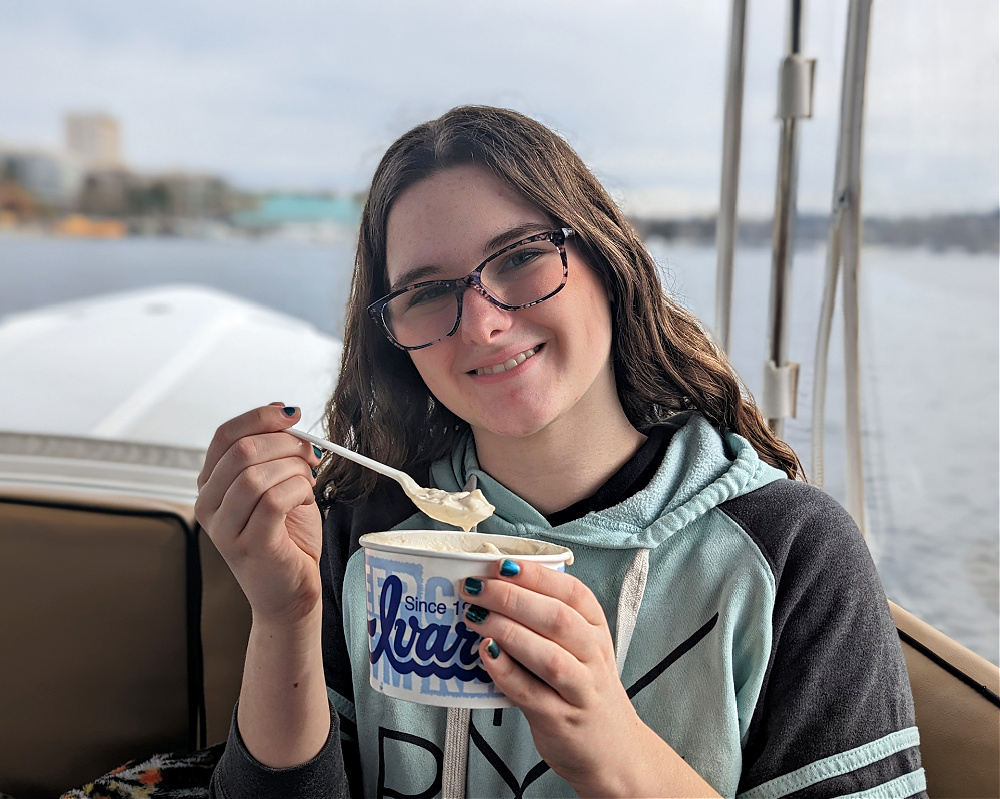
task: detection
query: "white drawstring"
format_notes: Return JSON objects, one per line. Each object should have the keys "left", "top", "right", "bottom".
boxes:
{"left": 442, "top": 707, "right": 471, "bottom": 799}
{"left": 440, "top": 473, "right": 650, "bottom": 799}
{"left": 615, "top": 548, "right": 651, "bottom": 675}
{"left": 441, "top": 475, "right": 478, "bottom": 799}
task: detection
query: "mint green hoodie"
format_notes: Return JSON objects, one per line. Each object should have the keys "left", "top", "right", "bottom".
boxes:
{"left": 341, "top": 414, "right": 787, "bottom": 797}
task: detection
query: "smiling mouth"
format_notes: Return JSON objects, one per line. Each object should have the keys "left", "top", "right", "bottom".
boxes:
{"left": 471, "top": 345, "right": 542, "bottom": 376}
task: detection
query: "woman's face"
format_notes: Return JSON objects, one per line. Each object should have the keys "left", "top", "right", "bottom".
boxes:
{"left": 384, "top": 164, "right": 620, "bottom": 443}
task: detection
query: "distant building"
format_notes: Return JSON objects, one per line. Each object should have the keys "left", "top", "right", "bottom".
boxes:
{"left": 77, "top": 168, "right": 136, "bottom": 216}
{"left": 231, "top": 193, "right": 361, "bottom": 230}
{"left": 53, "top": 214, "right": 127, "bottom": 238}
{"left": 157, "top": 172, "right": 231, "bottom": 218}
{"left": 65, "top": 113, "right": 121, "bottom": 169}
{"left": 0, "top": 146, "right": 85, "bottom": 208}
{"left": 77, "top": 169, "right": 233, "bottom": 220}
{"left": 0, "top": 182, "right": 38, "bottom": 222}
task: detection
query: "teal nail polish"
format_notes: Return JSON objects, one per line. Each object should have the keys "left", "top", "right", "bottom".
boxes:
{"left": 282, "top": 406, "right": 297, "bottom": 417}
{"left": 499, "top": 559, "right": 520, "bottom": 578}
{"left": 486, "top": 639, "right": 501, "bottom": 659}
{"left": 311, "top": 467, "right": 318, "bottom": 478}
{"left": 463, "top": 577, "right": 484, "bottom": 596}
{"left": 313, "top": 445, "right": 323, "bottom": 458}
{"left": 465, "top": 605, "right": 489, "bottom": 624}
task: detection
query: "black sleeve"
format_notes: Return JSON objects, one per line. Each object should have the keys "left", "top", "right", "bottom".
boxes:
{"left": 320, "top": 474, "right": 426, "bottom": 708}
{"left": 723, "top": 481, "right": 926, "bottom": 799}
{"left": 320, "top": 474, "right": 424, "bottom": 796}
{"left": 209, "top": 703, "right": 349, "bottom": 799}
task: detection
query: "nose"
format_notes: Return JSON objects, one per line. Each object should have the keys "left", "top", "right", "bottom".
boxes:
{"left": 458, "top": 286, "right": 513, "bottom": 345}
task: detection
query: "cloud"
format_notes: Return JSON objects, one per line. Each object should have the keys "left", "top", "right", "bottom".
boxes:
{"left": 0, "top": 0, "right": 995, "bottom": 212}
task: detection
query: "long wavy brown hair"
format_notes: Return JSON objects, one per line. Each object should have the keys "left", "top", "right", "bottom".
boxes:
{"left": 317, "top": 105, "right": 802, "bottom": 506}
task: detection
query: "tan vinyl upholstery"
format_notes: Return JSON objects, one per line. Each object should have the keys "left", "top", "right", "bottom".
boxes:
{"left": 200, "top": 529, "right": 252, "bottom": 745}
{"left": 0, "top": 490, "right": 250, "bottom": 798}
{"left": 890, "top": 601, "right": 1000, "bottom": 798}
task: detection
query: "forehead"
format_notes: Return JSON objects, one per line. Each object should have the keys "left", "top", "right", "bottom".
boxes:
{"left": 384, "top": 165, "right": 549, "bottom": 284}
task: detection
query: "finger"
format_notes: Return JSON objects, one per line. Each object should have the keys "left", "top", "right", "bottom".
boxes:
{"left": 476, "top": 637, "right": 564, "bottom": 712}
{"left": 488, "top": 559, "right": 607, "bottom": 627}
{"left": 466, "top": 608, "right": 592, "bottom": 707}
{"left": 205, "top": 456, "right": 316, "bottom": 550}
{"left": 198, "top": 404, "right": 304, "bottom": 490}
{"left": 460, "top": 575, "right": 599, "bottom": 658}
{"left": 239, "top": 473, "right": 319, "bottom": 559}
{"left": 198, "top": 431, "right": 321, "bottom": 517}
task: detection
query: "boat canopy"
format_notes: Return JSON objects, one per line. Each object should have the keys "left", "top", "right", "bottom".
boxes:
{"left": 0, "top": 284, "right": 342, "bottom": 452}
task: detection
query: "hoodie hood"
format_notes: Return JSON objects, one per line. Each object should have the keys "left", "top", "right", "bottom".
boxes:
{"left": 411, "top": 413, "right": 785, "bottom": 551}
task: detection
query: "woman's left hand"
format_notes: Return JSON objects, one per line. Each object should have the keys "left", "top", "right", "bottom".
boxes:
{"left": 459, "top": 559, "right": 719, "bottom": 798}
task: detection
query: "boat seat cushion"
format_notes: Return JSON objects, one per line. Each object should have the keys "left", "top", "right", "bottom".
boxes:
{"left": 890, "top": 601, "right": 1000, "bottom": 798}
{"left": 0, "top": 495, "right": 250, "bottom": 798}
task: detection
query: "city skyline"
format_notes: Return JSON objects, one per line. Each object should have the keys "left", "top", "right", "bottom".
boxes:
{"left": 1, "top": 0, "right": 997, "bottom": 217}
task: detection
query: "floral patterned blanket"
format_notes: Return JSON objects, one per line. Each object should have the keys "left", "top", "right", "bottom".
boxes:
{"left": 6, "top": 745, "right": 225, "bottom": 799}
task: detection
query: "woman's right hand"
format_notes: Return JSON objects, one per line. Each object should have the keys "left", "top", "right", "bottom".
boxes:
{"left": 195, "top": 403, "right": 324, "bottom": 626}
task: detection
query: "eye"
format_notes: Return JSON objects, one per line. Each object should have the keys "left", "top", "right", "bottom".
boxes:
{"left": 405, "top": 283, "right": 452, "bottom": 309}
{"left": 497, "top": 247, "right": 544, "bottom": 273}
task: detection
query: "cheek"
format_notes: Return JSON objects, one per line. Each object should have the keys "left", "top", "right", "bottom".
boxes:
{"left": 575, "top": 284, "right": 614, "bottom": 353}
{"left": 409, "top": 348, "right": 456, "bottom": 398}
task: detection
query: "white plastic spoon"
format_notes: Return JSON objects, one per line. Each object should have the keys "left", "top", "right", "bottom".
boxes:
{"left": 285, "top": 427, "right": 495, "bottom": 531}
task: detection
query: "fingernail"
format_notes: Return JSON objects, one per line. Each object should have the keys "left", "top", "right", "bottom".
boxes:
{"left": 499, "top": 559, "right": 520, "bottom": 578}
{"left": 485, "top": 638, "right": 501, "bottom": 659}
{"left": 313, "top": 445, "right": 323, "bottom": 458}
{"left": 463, "top": 577, "right": 484, "bottom": 596}
{"left": 465, "top": 605, "right": 489, "bottom": 624}
{"left": 282, "top": 406, "right": 297, "bottom": 417}
{"left": 311, "top": 467, "right": 318, "bottom": 478}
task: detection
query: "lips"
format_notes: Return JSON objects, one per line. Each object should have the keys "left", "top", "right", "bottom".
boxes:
{"left": 471, "top": 345, "right": 541, "bottom": 376}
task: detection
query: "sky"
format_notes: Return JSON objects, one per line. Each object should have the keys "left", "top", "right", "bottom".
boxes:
{"left": 0, "top": 0, "right": 996, "bottom": 217}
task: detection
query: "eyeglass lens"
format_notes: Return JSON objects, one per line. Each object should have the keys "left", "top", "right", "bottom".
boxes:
{"left": 382, "top": 238, "right": 564, "bottom": 349}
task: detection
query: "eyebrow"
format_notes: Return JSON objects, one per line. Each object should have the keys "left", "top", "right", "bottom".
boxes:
{"left": 389, "top": 264, "right": 444, "bottom": 292}
{"left": 483, "top": 222, "right": 554, "bottom": 254}
{"left": 388, "top": 221, "right": 554, "bottom": 293}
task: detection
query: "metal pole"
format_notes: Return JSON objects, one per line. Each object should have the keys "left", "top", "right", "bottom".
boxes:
{"left": 714, "top": 0, "right": 748, "bottom": 355}
{"left": 840, "top": 0, "right": 873, "bottom": 533}
{"left": 763, "top": 0, "right": 813, "bottom": 437}
{"left": 810, "top": 0, "right": 872, "bottom": 534}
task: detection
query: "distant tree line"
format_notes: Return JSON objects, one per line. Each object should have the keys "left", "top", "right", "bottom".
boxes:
{"left": 630, "top": 210, "right": 999, "bottom": 253}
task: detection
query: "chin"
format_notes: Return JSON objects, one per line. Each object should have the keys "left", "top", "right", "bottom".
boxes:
{"left": 476, "top": 422, "right": 546, "bottom": 440}
{"left": 470, "top": 405, "right": 564, "bottom": 440}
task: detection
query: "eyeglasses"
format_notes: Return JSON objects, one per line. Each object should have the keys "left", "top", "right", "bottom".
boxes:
{"left": 368, "top": 228, "right": 575, "bottom": 350}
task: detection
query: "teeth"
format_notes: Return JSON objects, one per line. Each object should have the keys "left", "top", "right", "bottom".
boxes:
{"left": 476, "top": 347, "right": 537, "bottom": 376}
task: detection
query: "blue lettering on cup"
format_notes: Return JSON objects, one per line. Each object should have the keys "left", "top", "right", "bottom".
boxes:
{"left": 368, "top": 574, "right": 489, "bottom": 684}
{"left": 365, "top": 552, "right": 515, "bottom": 699}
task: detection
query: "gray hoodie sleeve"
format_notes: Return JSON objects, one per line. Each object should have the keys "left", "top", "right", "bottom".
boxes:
{"left": 723, "top": 479, "right": 926, "bottom": 799}
{"left": 209, "top": 702, "right": 349, "bottom": 799}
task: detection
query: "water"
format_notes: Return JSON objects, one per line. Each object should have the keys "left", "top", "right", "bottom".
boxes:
{"left": 653, "top": 241, "right": 999, "bottom": 666}
{"left": 1, "top": 234, "right": 997, "bottom": 664}
{"left": 0, "top": 236, "right": 356, "bottom": 337}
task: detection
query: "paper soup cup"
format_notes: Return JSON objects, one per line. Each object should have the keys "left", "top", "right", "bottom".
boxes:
{"left": 360, "top": 530, "right": 574, "bottom": 708}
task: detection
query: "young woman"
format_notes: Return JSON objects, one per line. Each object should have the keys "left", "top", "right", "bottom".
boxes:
{"left": 196, "top": 106, "right": 926, "bottom": 798}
